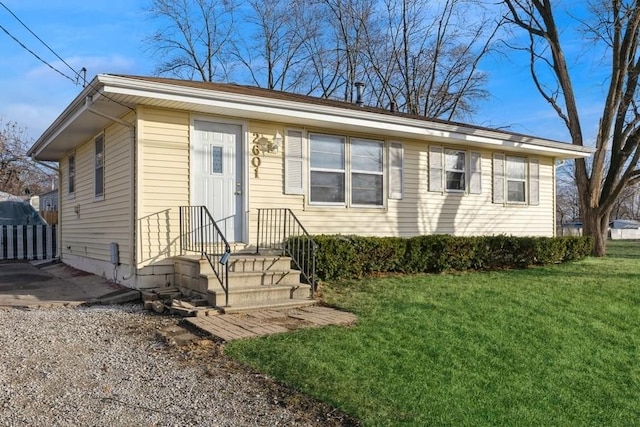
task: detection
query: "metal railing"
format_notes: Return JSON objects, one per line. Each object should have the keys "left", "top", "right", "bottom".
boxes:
{"left": 256, "top": 208, "right": 317, "bottom": 296}
{"left": 179, "top": 206, "right": 231, "bottom": 306}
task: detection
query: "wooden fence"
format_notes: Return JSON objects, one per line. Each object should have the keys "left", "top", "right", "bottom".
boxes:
{"left": 0, "top": 225, "right": 58, "bottom": 260}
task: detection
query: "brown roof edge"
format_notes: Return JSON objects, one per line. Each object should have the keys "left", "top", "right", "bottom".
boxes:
{"left": 109, "top": 74, "right": 586, "bottom": 147}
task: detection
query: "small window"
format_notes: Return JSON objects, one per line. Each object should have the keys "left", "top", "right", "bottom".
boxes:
{"left": 506, "top": 156, "right": 526, "bottom": 203}
{"left": 68, "top": 154, "right": 75, "bottom": 195}
{"left": 211, "top": 146, "right": 223, "bottom": 174}
{"left": 309, "top": 134, "right": 345, "bottom": 204}
{"left": 95, "top": 134, "right": 104, "bottom": 199}
{"left": 351, "top": 138, "right": 383, "bottom": 206}
{"left": 445, "top": 149, "right": 466, "bottom": 192}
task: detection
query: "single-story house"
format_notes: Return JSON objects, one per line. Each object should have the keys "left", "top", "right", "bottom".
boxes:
{"left": 28, "top": 74, "right": 592, "bottom": 291}
{"left": 609, "top": 219, "right": 640, "bottom": 240}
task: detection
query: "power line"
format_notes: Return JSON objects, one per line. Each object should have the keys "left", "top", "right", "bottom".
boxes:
{"left": 0, "top": 1, "right": 83, "bottom": 85}
{"left": 0, "top": 2, "right": 134, "bottom": 112}
{"left": 0, "top": 24, "right": 76, "bottom": 84}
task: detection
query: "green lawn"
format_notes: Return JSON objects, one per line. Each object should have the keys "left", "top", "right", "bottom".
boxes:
{"left": 226, "top": 241, "right": 640, "bottom": 426}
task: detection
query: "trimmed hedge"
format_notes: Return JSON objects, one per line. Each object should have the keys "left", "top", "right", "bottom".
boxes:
{"left": 292, "top": 234, "right": 593, "bottom": 281}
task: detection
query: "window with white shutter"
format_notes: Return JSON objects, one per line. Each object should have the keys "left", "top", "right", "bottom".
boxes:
{"left": 284, "top": 129, "right": 304, "bottom": 195}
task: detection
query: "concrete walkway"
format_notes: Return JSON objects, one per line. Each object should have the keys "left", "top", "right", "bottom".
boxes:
{"left": 0, "top": 260, "right": 136, "bottom": 307}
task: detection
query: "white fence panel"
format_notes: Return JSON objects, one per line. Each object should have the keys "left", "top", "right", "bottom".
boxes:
{"left": 0, "top": 225, "right": 58, "bottom": 260}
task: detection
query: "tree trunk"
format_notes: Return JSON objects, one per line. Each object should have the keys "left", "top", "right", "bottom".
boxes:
{"left": 581, "top": 206, "right": 610, "bottom": 257}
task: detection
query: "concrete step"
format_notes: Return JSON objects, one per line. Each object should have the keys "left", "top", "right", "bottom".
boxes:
{"left": 228, "top": 256, "right": 292, "bottom": 273}
{"left": 202, "top": 270, "right": 301, "bottom": 290}
{"left": 175, "top": 254, "right": 293, "bottom": 275}
{"left": 218, "top": 298, "right": 317, "bottom": 314}
{"left": 207, "top": 283, "right": 312, "bottom": 307}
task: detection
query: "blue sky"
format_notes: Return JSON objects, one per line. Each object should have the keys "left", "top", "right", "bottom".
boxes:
{"left": 0, "top": 0, "right": 607, "bottom": 145}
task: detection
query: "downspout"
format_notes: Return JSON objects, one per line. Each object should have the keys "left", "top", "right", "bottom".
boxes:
{"left": 86, "top": 97, "right": 137, "bottom": 282}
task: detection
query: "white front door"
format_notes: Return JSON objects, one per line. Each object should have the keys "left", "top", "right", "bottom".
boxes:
{"left": 192, "top": 120, "right": 244, "bottom": 242}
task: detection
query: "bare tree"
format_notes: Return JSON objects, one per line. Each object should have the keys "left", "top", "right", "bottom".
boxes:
{"left": 611, "top": 183, "right": 640, "bottom": 219}
{"left": 233, "top": 0, "right": 311, "bottom": 91}
{"left": 502, "top": 0, "right": 640, "bottom": 255}
{"left": 144, "top": 0, "right": 498, "bottom": 119}
{"left": 146, "top": 0, "right": 238, "bottom": 81}
{"left": 367, "top": 0, "right": 499, "bottom": 118}
{"left": 0, "top": 120, "right": 55, "bottom": 197}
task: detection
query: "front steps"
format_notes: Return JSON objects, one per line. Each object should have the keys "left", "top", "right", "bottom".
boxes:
{"left": 173, "top": 253, "right": 315, "bottom": 312}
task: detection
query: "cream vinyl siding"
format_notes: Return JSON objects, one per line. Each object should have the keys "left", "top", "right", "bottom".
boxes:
{"left": 246, "top": 132, "right": 556, "bottom": 238}
{"left": 137, "top": 107, "right": 190, "bottom": 267}
{"left": 59, "top": 121, "right": 133, "bottom": 267}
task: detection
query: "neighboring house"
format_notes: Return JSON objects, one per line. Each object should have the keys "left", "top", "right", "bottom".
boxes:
{"left": 609, "top": 219, "right": 640, "bottom": 240}
{"left": 39, "top": 189, "right": 59, "bottom": 211}
{"left": 560, "top": 221, "right": 583, "bottom": 237}
{"left": 27, "top": 74, "right": 592, "bottom": 289}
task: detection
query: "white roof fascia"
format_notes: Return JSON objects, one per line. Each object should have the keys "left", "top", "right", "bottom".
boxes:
{"left": 98, "top": 75, "right": 594, "bottom": 159}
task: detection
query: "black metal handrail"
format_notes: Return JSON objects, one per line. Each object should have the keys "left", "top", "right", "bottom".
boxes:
{"left": 256, "top": 208, "right": 318, "bottom": 297}
{"left": 179, "top": 206, "right": 231, "bottom": 306}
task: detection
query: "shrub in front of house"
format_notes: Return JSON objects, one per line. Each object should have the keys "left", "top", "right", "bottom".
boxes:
{"left": 296, "top": 234, "right": 593, "bottom": 281}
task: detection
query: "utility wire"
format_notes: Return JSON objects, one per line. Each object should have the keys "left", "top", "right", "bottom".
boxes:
{"left": 0, "top": 2, "right": 135, "bottom": 113}
{"left": 0, "top": 1, "right": 83, "bottom": 85}
{"left": 0, "top": 24, "right": 76, "bottom": 84}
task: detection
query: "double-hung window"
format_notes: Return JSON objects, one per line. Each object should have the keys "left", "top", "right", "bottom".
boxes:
{"left": 429, "top": 146, "right": 481, "bottom": 194}
{"left": 95, "top": 134, "right": 105, "bottom": 199}
{"left": 68, "top": 154, "right": 75, "bottom": 196}
{"left": 506, "top": 156, "right": 526, "bottom": 203}
{"left": 309, "top": 134, "right": 345, "bottom": 204}
{"left": 445, "top": 149, "right": 466, "bottom": 192}
{"left": 351, "top": 138, "right": 383, "bottom": 206}
{"left": 308, "top": 134, "right": 385, "bottom": 206}
{"left": 493, "top": 154, "right": 539, "bottom": 205}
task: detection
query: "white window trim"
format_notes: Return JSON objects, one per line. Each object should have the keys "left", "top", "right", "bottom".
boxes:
{"left": 493, "top": 153, "right": 540, "bottom": 206}
{"left": 350, "top": 138, "right": 385, "bottom": 207}
{"left": 430, "top": 146, "right": 481, "bottom": 195}
{"left": 94, "top": 133, "right": 105, "bottom": 201}
{"left": 308, "top": 133, "right": 346, "bottom": 206}
{"left": 308, "top": 133, "right": 388, "bottom": 208}
{"left": 444, "top": 148, "right": 467, "bottom": 193}
{"left": 506, "top": 155, "right": 528, "bottom": 205}
{"left": 67, "top": 153, "right": 75, "bottom": 199}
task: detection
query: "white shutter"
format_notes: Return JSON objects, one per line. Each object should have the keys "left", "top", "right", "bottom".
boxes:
{"left": 284, "top": 130, "right": 304, "bottom": 195}
{"left": 493, "top": 153, "right": 505, "bottom": 204}
{"left": 429, "top": 146, "right": 443, "bottom": 192}
{"left": 529, "top": 158, "right": 540, "bottom": 205}
{"left": 469, "top": 151, "right": 482, "bottom": 194}
{"left": 389, "top": 142, "right": 403, "bottom": 199}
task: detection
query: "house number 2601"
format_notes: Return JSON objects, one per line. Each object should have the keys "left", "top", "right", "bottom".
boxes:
{"left": 251, "top": 145, "right": 261, "bottom": 178}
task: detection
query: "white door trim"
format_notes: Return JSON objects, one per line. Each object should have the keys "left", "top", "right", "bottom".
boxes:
{"left": 190, "top": 115, "right": 249, "bottom": 243}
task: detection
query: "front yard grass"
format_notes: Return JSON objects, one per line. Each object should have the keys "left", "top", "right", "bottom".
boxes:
{"left": 226, "top": 241, "right": 640, "bottom": 426}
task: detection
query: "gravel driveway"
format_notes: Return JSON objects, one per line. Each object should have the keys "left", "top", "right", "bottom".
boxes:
{"left": 0, "top": 304, "right": 356, "bottom": 426}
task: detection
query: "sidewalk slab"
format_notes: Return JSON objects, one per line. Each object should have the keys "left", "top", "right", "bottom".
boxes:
{"left": 0, "top": 260, "right": 130, "bottom": 308}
